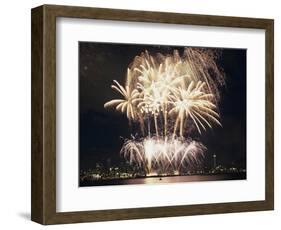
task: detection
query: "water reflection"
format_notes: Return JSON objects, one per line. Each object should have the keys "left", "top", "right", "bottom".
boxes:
{"left": 80, "top": 173, "right": 246, "bottom": 187}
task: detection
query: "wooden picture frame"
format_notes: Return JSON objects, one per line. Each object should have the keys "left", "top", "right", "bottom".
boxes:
{"left": 31, "top": 4, "right": 274, "bottom": 225}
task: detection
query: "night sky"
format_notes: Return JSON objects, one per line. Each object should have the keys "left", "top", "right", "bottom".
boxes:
{"left": 79, "top": 42, "right": 246, "bottom": 171}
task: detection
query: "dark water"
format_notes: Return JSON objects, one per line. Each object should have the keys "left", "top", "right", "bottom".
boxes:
{"left": 80, "top": 173, "right": 246, "bottom": 187}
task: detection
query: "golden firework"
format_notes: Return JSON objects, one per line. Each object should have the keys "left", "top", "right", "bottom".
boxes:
{"left": 104, "top": 48, "right": 224, "bottom": 174}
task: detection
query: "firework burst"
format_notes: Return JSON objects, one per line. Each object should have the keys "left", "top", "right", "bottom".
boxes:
{"left": 104, "top": 47, "right": 224, "bottom": 175}
{"left": 121, "top": 136, "right": 206, "bottom": 174}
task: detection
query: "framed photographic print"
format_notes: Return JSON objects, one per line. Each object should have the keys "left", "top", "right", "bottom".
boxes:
{"left": 31, "top": 4, "right": 274, "bottom": 224}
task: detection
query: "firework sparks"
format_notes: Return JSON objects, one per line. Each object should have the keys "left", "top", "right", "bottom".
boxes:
{"left": 104, "top": 79, "right": 139, "bottom": 121}
{"left": 169, "top": 81, "right": 221, "bottom": 137}
{"left": 121, "top": 136, "right": 206, "bottom": 174}
{"left": 104, "top": 47, "right": 224, "bottom": 175}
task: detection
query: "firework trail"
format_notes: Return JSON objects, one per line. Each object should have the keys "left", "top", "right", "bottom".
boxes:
{"left": 104, "top": 47, "right": 224, "bottom": 175}
{"left": 121, "top": 136, "right": 206, "bottom": 174}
